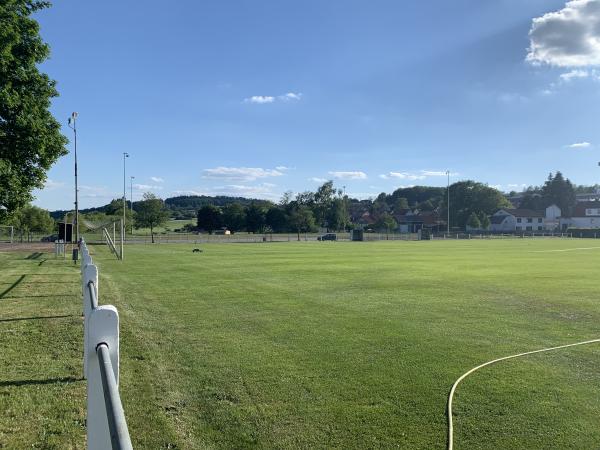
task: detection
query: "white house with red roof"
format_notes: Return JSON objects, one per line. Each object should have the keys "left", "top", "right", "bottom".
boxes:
{"left": 491, "top": 205, "right": 561, "bottom": 232}
{"left": 559, "top": 201, "right": 600, "bottom": 229}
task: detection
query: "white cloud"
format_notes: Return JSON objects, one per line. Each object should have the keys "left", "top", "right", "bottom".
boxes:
{"left": 527, "top": 0, "right": 600, "bottom": 67}
{"left": 202, "top": 166, "right": 284, "bottom": 181}
{"left": 498, "top": 92, "right": 529, "bottom": 103}
{"left": 380, "top": 170, "right": 458, "bottom": 180}
{"left": 380, "top": 172, "right": 426, "bottom": 181}
{"left": 568, "top": 141, "right": 592, "bottom": 148}
{"left": 43, "top": 179, "right": 65, "bottom": 190}
{"left": 275, "top": 166, "right": 292, "bottom": 171}
{"left": 244, "top": 95, "right": 275, "bottom": 104}
{"left": 133, "top": 183, "right": 163, "bottom": 191}
{"left": 507, "top": 183, "right": 528, "bottom": 189}
{"left": 328, "top": 171, "right": 367, "bottom": 180}
{"left": 244, "top": 92, "right": 302, "bottom": 104}
{"left": 309, "top": 177, "right": 328, "bottom": 183}
{"left": 79, "top": 185, "right": 114, "bottom": 199}
{"left": 420, "top": 171, "right": 447, "bottom": 177}
{"left": 279, "top": 92, "right": 302, "bottom": 101}
{"left": 173, "top": 183, "right": 278, "bottom": 199}
{"left": 150, "top": 176, "right": 164, "bottom": 183}
{"left": 560, "top": 69, "right": 590, "bottom": 80}
{"left": 172, "top": 190, "right": 205, "bottom": 196}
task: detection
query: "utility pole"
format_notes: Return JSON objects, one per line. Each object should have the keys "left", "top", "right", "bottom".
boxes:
{"left": 67, "top": 112, "right": 79, "bottom": 242}
{"left": 122, "top": 152, "right": 129, "bottom": 258}
{"left": 447, "top": 170, "right": 450, "bottom": 234}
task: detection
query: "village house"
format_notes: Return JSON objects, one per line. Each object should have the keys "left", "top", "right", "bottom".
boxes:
{"left": 490, "top": 205, "right": 560, "bottom": 232}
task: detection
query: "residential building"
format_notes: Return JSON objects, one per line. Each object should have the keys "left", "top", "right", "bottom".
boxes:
{"left": 491, "top": 205, "right": 559, "bottom": 232}
{"left": 560, "top": 201, "right": 600, "bottom": 229}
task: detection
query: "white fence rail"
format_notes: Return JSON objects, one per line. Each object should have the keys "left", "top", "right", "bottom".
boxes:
{"left": 80, "top": 239, "right": 132, "bottom": 450}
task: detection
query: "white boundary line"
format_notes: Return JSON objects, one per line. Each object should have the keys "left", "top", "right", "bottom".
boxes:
{"left": 532, "top": 247, "right": 600, "bottom": 253}
{"left": 447, "top": 338, "right": 600, "bottom": 450}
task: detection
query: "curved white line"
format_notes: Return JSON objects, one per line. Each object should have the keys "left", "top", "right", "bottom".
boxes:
{"left": 447, "top": 338, "right": 600, "bottom": 450}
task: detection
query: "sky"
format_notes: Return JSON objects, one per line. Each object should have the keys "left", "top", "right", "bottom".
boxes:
{"left": 31, "top": 0, "right": 600, "bottom": 210}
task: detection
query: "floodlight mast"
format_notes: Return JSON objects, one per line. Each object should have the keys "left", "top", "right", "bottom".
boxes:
{"left": 123, "top": 152, "right": 129, "bottom": 257}
{"left": 67, "top": 112, "right": 79, "bottom": 243}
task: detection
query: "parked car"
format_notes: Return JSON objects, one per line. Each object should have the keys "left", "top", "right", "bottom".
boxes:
{"left": 41, "top": 234, "right": 59, "bottom": 242}
{"left": 317, "top": 233, "right": 337, "bottom": 241}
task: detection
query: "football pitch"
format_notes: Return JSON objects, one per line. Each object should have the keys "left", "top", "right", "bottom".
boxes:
{"left": 2, "top": 239, "right": 600, "bottom": 448}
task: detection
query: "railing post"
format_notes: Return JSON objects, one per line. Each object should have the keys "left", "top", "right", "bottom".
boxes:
{"left": 83, "top": 264, "right": 98, "bottom": 379}
{"left": 87, "top": 305, "right": 120, "bottom": 450}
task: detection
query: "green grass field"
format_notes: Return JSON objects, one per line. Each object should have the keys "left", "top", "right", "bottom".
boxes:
{"left": 2, "top": 239, "right": 600, "bottom": 449}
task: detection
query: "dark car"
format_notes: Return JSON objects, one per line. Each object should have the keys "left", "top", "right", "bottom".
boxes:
{"left": 41, "top": 234, "right": 59, "bottom": 242}
{"left": 317, "top": 233, "right": 337, "bottom": 241}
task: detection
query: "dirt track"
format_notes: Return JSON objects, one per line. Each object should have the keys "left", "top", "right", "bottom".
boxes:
{"left": 0, "top": 242, "right": 59, "bottom": 253}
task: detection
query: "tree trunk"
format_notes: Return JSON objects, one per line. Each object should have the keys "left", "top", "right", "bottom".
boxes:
{"left": 297, "top": 229, "right": 300, "bottom": 241}
{"left": 151, "top": 224, "right": 154, "bottom": 243}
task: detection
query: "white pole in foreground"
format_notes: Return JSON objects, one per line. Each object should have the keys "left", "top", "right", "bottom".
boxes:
{"left": 86, "top": 305, "right": 121, "bottom": 450}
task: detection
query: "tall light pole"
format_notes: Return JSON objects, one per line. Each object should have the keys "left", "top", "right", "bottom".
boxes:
{"left": 123, "top": 153, "right": 129, "bottom": 256}
{"left": 67, "top": 112, "right": 79, "bottom": 242}
{"left": 130, "top": 176, "right": 135, "bottom": 234}
{"left": 446, "top": 170, "right": 450, "bottom": 234}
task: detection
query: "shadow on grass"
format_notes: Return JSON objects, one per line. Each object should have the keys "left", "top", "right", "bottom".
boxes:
{"left": 0, "top": 376, "right": 82, "bottom": 388}
{"left": 1, "top": 294, "right": 75, "bottom": 299}
{"left": 0, "top": 314, "right": 75, "bottom": 323}
{"left": 25, "top": 252, "right": 43, "bottom": 260}
{"left": 0, "top": 275, "right": 25, "bottom": 299}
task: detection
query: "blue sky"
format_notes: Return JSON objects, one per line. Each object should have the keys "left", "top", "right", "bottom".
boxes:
{"left": 32, "top": 0, "right": 600, "bottom": 210}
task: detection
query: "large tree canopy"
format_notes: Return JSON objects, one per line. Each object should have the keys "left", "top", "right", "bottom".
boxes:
{"left": 134, "top": 193, "right": 169, "bottom": 242}
{"left": 447, "top": 181, "right": 511, "bottom": 229}
{"left": 541, "top": 171, "right": 576, "bottom": 216}
{"left": 0, "top": 1, "right": 67, "bottom": 221}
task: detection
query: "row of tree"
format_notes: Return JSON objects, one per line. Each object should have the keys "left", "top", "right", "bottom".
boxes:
{"left": 518, "top": 172, "right": 577, "bottom": 215}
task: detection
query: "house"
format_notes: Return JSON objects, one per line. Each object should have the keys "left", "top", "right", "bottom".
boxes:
{"left": 394, "top": 210, "right": 444, "bottom": 233}
{"left": 491, "top": 205, "right": 560, "bottom": 232}
{"left": 560, "top": 201, "right": 600, "bottom": 229}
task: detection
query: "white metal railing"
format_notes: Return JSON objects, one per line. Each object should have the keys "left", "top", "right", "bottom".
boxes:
{"left": 80, "top": 239, "right": 132, "bottom": 450}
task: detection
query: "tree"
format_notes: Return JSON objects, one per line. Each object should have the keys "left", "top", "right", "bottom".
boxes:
{"left": 134, "top": 193, "right": 169, "bottom": 242}
{"left": 9, "top": 205, "right": 55, "bottom": 242}
{"left": 327, "top": 197, "right": 349, "bottom": 231}
{"left": 479, "top": 212, "right": 491, "bottom": 230}
{"left": 265, "top": 207, "right": 288, "bottom": 233}
{"left": 289, "top": 206, "right": 316, "bottom": 241}
{"left": 222, "top": 202, "right": 246, "bottom": 232}
{"left": 541, "top": 171, "right": 576, "bottom": 215}
{"left": 196, "top": 204, "right": 222, "bottom": 234}
{"left": 103, "top": 198, "right": 134, "bottom": 223}
{"left": 393, "top": 197, "right": 409, "bottom": 211}
{"left": 313, "top": 181, "right": 336, "bottom": 227}
{"left": 519, "top": 192, "right": 544, "bottom": 211}
{"left": 446, "top": 181, "right": 511, "bottom": 229}
{"left": 245, "top": 202, "right": 266, "bottom": 233}
{"left": 466, "top": 212, "right": 481, "bottom": 229}
{"left": 374, "top": 213, "right": 397, "bottom": 232}
{"left": 0, "top": 1, "right": 68, "bottom": 222}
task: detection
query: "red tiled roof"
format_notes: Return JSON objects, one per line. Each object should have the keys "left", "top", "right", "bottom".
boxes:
{"left": 572, "top": 201, "right": 600, "bottom": 217}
